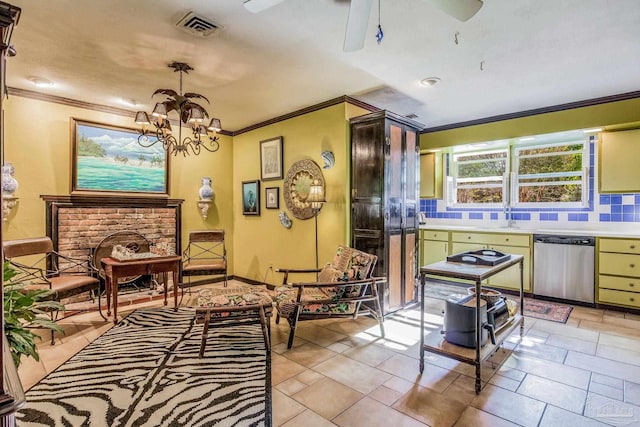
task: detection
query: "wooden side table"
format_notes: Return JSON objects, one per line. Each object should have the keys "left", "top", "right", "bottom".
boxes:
{"left": 100, "top": 255, "right": 181, "bottom": 324}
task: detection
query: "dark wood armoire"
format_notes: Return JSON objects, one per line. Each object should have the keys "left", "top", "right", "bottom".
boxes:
{"left": 350, "top": 110, "right": 422, "bottom": 315}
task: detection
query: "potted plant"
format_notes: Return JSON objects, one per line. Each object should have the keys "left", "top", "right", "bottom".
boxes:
{"left": 3, "top": 261, "right": 64, "bottom": 367}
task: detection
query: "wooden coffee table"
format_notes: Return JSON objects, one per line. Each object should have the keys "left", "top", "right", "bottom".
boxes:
{"left": 191, "top": 286, "right": 274, "bottom": 358}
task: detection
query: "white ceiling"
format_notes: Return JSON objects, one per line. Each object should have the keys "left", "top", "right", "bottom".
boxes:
{"left": 5, "top": 0, "right": 640, "bottom": 132}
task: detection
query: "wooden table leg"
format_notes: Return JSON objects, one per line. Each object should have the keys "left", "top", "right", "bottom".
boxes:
{"left": 112, "top": 273, "right": 118, "bottom": 325}
{"left": 173, "top": 267, "right": 179, "bottom": 311}
{"left": 163, "top": 271, "right": 169, "bottom": 306}
{"left": 105, "top": 273, "right": 112, "bottom": 317}
{"left": 199, "top": 310, "right": 211, "bottom": 359}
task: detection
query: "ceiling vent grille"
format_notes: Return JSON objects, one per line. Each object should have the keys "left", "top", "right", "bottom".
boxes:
{"left": 176, "top": 12, "right": 220, "bottom": 38}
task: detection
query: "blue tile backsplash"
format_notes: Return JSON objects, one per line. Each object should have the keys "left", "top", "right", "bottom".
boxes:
{"left": 420, "top": 137, "right": 640, "bottom": 226}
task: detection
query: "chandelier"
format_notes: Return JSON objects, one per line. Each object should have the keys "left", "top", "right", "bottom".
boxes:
{"left": 134, "top": 62, "right": 222, "bottom": 156}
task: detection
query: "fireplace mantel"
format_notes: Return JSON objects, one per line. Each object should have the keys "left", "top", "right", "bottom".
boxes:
{"left": 41, "top": 194, "right": 184, "bottom": 208}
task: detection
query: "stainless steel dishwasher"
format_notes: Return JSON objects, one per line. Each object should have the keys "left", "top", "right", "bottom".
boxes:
{"left": 533, "top": 234, "right": 595, "bottom": 304}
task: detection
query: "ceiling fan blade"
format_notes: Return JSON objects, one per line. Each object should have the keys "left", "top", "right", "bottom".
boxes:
{"left": 429, "top": 0, "right": 483, "bottom": 22}
{"left": 343, "top": 0, "right": 374, "bottom": 52}
{"left": 243, "top": 0, "right": 285, "bottom": 13}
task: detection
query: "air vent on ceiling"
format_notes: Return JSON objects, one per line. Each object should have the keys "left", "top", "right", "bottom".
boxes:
{"left": 405, "top": 113, "right": 419, "bottom": 119}
{"left": 176, "top": 12, "right": 220, "bottom": 38}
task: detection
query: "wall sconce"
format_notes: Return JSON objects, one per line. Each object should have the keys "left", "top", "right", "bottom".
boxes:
{"left": 197, "top": 200, "right": 213, "bottom": 220}
{"left": 2, "top": 195, "right": 18, "bottom": 223}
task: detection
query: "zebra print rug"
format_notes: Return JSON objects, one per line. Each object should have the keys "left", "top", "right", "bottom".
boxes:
{"left": 17, "top": 308, "right": 271, "bottom": 426}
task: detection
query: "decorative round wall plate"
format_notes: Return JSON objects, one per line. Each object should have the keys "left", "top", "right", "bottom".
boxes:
{"left": 283, "top": 159, "right": 324, "bottom": 220}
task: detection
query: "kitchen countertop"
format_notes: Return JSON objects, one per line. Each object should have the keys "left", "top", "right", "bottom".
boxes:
{"left": 419, "top": 224, "right": 640, "bottom": 238}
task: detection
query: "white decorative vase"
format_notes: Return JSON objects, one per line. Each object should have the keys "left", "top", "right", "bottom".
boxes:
{"left": 2, "top": 163, "right": 18, "bottom": 196}
{"left": 198, "top": 177, "right": 214, "bottom": 200}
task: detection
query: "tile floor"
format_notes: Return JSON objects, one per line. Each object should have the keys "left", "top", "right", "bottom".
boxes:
{"left": 17, "top": 280, "right": 640, "bottom": 427}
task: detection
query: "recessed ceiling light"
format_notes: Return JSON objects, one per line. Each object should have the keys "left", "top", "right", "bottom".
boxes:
{"left": 582, "top": 128, "right": 602, "bottom": 133}
{"left": 27, "top": 76, "right": 54, "bottom": 88}
{"left": 420, "top": 77, "right": 441, "bottom": 87}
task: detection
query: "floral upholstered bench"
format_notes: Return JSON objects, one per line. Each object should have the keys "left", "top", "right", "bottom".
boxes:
{"left": 273, "top": 246, "right": 385, "bottom": 349}
{"left": 195, "top": 286, "right": 273, "bottom": 358}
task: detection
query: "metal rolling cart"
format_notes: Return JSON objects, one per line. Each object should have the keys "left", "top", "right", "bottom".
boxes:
{"left": 419, "top": 252, "right": 525, "bottom": 393}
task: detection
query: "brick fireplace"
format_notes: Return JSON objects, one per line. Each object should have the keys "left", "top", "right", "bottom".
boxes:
{"left": 41, "top": 195, "right": 184, "bottom": 262}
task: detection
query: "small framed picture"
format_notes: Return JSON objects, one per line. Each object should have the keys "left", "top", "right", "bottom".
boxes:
{"left": 242, "top": 180, "right": 260, "bottom": 216}
{"left": 265, "top": 187, "right": 279, "bottom": 209}
{"left": 260, "top": 136, "right": 283, "bottom": 181}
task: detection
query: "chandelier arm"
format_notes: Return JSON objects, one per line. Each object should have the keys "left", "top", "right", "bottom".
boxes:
{"left": 137, "top": 132, "right": 159, "bottom": 148}
{"left": 199, "top": 136, "right": 220, "bottom": 153}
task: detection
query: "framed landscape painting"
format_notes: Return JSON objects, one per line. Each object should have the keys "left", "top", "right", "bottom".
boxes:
{"left": 71, "top": 118, "right": 169, "bottom": 194}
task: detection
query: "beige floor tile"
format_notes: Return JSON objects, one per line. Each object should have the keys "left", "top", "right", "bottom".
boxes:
{"left": 294, "top": 324, "right": 348, "bottom": 348}
{"left": 502, "top": 353, "right": 591, "bottom": 389}
{"left": 342, "top": 342, "right": 396, "bottom": 367}
{"left": 383, "top": 376, "right": 415, "bottom": 394}
{"left": 392, "top": 384, "right": 468, "bottom": 426}
{"left": 470, "top": 384, "right": 545, "bottom": 427}
{"left": 625, "top": 312, "right": 640, "bottom": 322}
{"left": 599, "top": 332, "right": 640, "bottom": 353}
{"left": 487, "top": 373, "right": 521, "bottom": 392}
{"left": 313, "top": 354, "right": 392, "bottom": 395}
{"left": 281, "top": 409, "right": 337, "bottom": 427}
{"left": 453, "top": 406, "right": 520, "bottom": 427}
{"left": 625, "top": 381, "right": 640, "bottom": 406}
{"left": 368, "top": 385, "right": 404, "bottom": 406}
{"left": 517, "top": 374, "right": 587, "bottom": 413}
{"left": 441, "top": 375, "right": 479, "bottom": 405}
{"left": 377, "top": 353, "right": 459, "bottom": 393}
{"left": 276, "top": 377, "right": 309, "bottom": 396}
{"left": 601, "top": 315, "right": 640, "bottom": 330}
{"left": 565, "top": 351, "right": 640, "bottom": 383}
{"left": 578, "top": 319, "right": 640, "bottom": 340}
{"left": 603, "top": 309, "right": 625, "bottom": 319}
{"left": 585, "top": 393, "right": 640, "bottom": 425}
{"left": 272, "top": 353, "right": 308, "bottom": 385}
{"left": 273, "top": 389, "right": 307, "bottom": 427}
{"left": 539, "top": 405, "right": 610, "bottom": 427}
{"left": 295, "top": 369, "right": 325, "bottom": 386}
{"left": 16, "top": 355, "right": 47, "bottom": 391}
{"left": 281, "top": 342, "right": 337, "bottom": 368}
{"left": 531, "top": 320, "right": 600, "bottom": 342}
{"left": 596, "top": 344, "right": 640, "bottom": 366}
{"left": 545, "top": 333, "right": 597, "bottom": 354}
{"left": 513, "top": 339, "right": 568, "bottom": 363}
{"left": 589, "top": 381, "right": 624, "bottom": 401}
{"left": 335, "top": 397, "right": 426, "bottom": 427}
{"left": 291, "top": 377, "right": 363, "bottom": 420}
{"left": 569, "top": 308, "right": 604, "bottom": 322}
{"left": 326, "top": 342, "right": 351, "bottom": 353}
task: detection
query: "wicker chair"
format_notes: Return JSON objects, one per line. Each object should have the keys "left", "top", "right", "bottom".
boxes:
{"left": 273, "top": 246, "right": 385, "bottom": 349}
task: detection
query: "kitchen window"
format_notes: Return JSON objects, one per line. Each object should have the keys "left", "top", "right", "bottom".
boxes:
{"left": 451, "top": 149, "right": 509, "bottom": 207}
{"left": 513, "top": 141, "right": 587, "bottom": 206}
{"left": 448, "top": 134, "right": 588, "bottom": 208}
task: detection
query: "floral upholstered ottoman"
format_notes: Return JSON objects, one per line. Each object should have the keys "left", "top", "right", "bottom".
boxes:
{"left": 194, "top": 286, "right": 273, "bottom": 357}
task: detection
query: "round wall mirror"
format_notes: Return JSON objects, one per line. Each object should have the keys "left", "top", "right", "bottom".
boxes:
{"left": 283, "top": 159, "right": 324, "bottom": 220}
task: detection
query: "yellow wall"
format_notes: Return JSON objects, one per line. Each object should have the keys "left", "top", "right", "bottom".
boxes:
{"left": 2, "top": 95, "right": 371, "bottom": 284}
{"left": 231, "top": 103, "right": 369, "bottom": 286}
{"left": 3, "top": 96, "right": 235, "bottom": 270}
{"left": 420, "top": 97, "right": 640, "bottom": 148}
